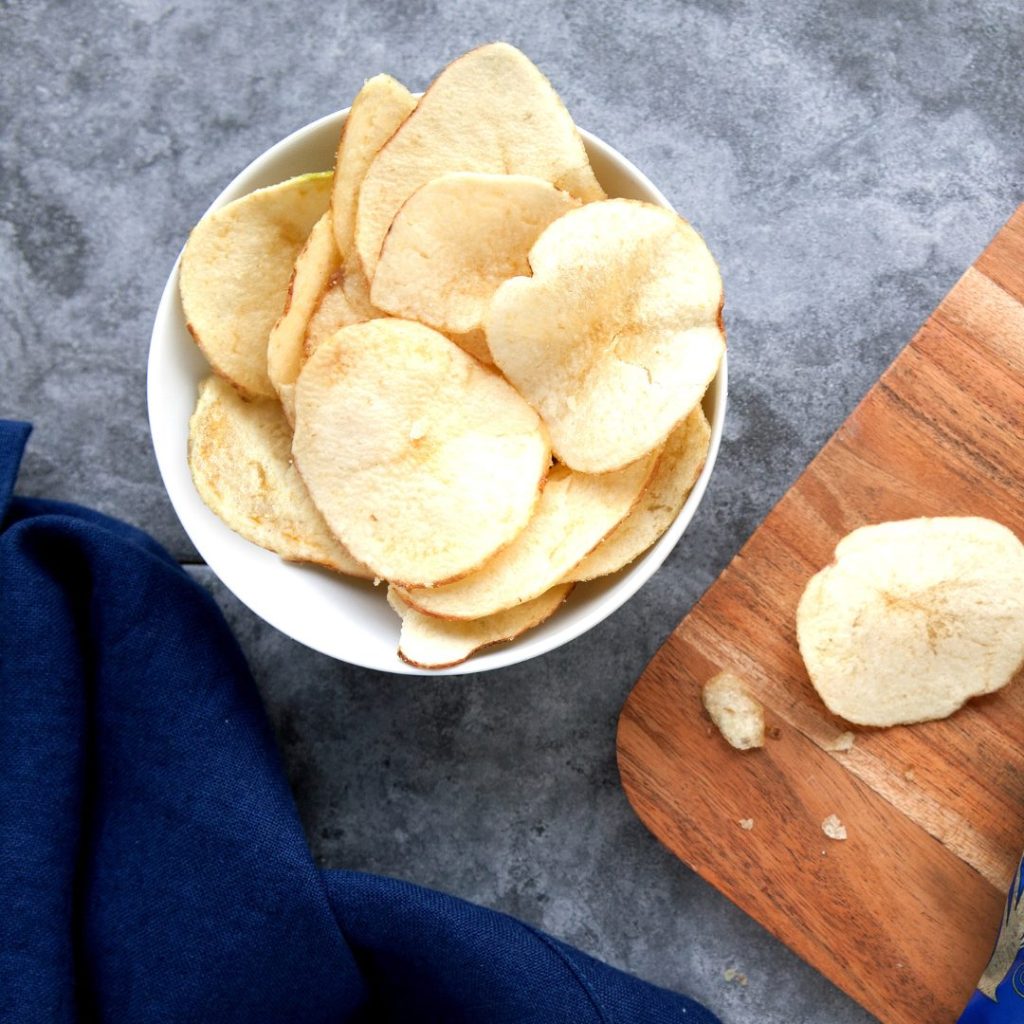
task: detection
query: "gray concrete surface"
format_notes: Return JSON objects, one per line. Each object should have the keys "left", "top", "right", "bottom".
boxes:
{"left": 3, "top": 1, "right": 1021, "bottom": 1020}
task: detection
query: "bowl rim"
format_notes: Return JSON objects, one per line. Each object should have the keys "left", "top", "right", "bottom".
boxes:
{"left": 147, "top": 108, "right": 728, "bottom": 675}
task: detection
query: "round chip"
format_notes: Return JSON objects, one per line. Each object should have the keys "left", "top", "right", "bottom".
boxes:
{"left": 371, "top": 173, "right": 579, "bottom": 336}
{"left": 387, "top": 583, "right": 572, "bottom": 669}
{"left": 393, "top": 455, "right": 657, "bottom": 621}
{"left": 330, "top": 74, "right": 416, "bottom": 326}
{"left": 267, "top": 211, "right": 341, "bottom": 423}
{"left": 180, "top": 172, "right": 332, "bottom": 398}
{"left": 796, "top": 517, "right": 1024, "bottom": 726}
{"left": 292, "top": 319, "right": 551, "bottom": 588}
{"left": 487, "top": 198, "right": 724, "bottom": 473}
{"left": 188, "top": 375, "right": 370, "bottom": 578}
{"left": 355, "top": 42, "right": 604, "bottom": 280}
{"left": 331, "top": 74, "right": 417, "bottom": 263}
{"left": 568, "top": 405, "right": 711, "bottom": 582}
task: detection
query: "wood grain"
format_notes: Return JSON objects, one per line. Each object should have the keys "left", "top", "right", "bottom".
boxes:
{"left": 618, "top": 206, "right": 1024, "bottom": 1024}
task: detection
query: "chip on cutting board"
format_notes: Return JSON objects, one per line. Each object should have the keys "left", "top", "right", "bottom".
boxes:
{"left": 371, "top": 173, "right": 579, "bottom": 336}
{"left": 387, "top": 583, "right": 572, "bottom": 669}
{"left": 292, "top": 319, "right": 551, "bottom": 588}
{"left": 188, "top": 375, "right": 371, "bottom": 578}
{"left": 354, "top": 42, "right": 604, "bottom": 280}
{"left": 180, "top": 172, "right": 332, "bottom": 399}
{"left": 267, "top": 212, "right": 341, "bottom": 423}
{"left": 797, "top": 517, "right": 1024, "bottom": 726}
{"left": 487, "top": 198, "right": 724, "bottom": 473}
{"left": 702, "top": 671, "right": 765, "bottom": 750}
{"left": 393, "top": 456, "right": 657, "bottom": 621}
{"left": 568, "top": 405, "right": 711, "bottom": 582}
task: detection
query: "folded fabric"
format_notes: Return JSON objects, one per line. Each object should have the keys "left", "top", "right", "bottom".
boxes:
{"left": 0, "top": 420, "right": 719, "bottom": 1024}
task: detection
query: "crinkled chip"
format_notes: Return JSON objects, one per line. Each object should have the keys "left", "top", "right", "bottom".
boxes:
{"left": 180, "top": 172, "right": 332, "bottom": 398}
{"left": 188, "top": 375, "right": 370, "bottom": 578}
{"left": 387, "top": 583, "right": 572, "bottom": 669}
{"left": 797, "top": 517, "right": 1024, "bottom": 726}
{"left": 292, "top": 319, "right": 551, "bottom": 588}
{"left": 568, "top": 405, "right": 711, "bottom": 581}
{"left": 355, "top": 42, "right": 604, "bottom": 280}
{"left": 371, "top": 173, "right": 579, "bottom": 335}
{"left": 393, "top": 456, "right": 656, "bottom": 620}
{"left": 303, "top": 272, "right": 366, "bottom": 360}
{"left": 487, "top": 198, "right": 724, "bottom": 473}
{"left": 267, "top": 212, "right": 340, "bottom": 423}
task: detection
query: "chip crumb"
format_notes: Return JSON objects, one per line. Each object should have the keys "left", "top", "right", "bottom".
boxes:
{"left": 408, "top": 417, "right": 428, "bottom": 441}
{"left": 738, "top": 818, "right": 754, "bottom": 831}
{"left": 373, "top": 577, "right": 383, "bottom": 587}
{"left": 702, "top": 671, "right": 765, "bottom": 750}
{"left": 904, "top": 768, "right": 916, "bottom": 782}
{"left": 821, "top": 814, "right": 847, "bottom": 841}
{"left": 823, "top": 731, "right": 856, "bottom": 752}
{"left": 723, "top": 967, "right": 748, "bottom": 987}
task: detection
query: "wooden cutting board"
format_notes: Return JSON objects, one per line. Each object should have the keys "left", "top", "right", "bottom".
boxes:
{"left": 618, "top": 205, "right": 1024, "bottom": 1024}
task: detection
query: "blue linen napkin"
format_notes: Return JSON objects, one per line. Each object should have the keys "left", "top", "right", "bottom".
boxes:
{"left": 0, "top": 420, "right": 719, "bottom": 1023}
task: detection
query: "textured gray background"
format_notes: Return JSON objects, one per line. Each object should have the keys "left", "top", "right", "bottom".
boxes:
{"left": 2, "top": 0, "right": 1021, "bottom": 1020}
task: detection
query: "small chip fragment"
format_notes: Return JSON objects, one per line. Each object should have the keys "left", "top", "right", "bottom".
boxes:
{"left": 822, "top": 731, "right": 856, "bottom": 753}
{"left": 821, "top": 814, "right": 847, "bottom": 841}
{"left": 723, "top": 967, "right": 748, "bottom": 987}
{"left": 702, "top": 671, "right": 765, "bottom": 751}
{"left": 738, "top": 818, "right": 754, "bottom": 831}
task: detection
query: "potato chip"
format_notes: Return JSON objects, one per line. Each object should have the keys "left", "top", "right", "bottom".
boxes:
{"left": 331, "top": 74, "right": 417, "bottom": 262}
{"left": 371, "top": 173, "right": 579, "bottom": 335}
{"left": 267, "top": 212, "right": 340, "bottom": 423}
{"left": 567, "top": 405, "right": 710, "bottom": 581}
{"left": 702, "top": 671, "right": 765, "bottom": 750}
{"left": 487, "top": 198, "right": 724, "bottom": 473}
{"left": 330, "top": 75, "right": 416, "bottom": 327}
{"left": 341, "top": 265, "right": 383, "bottom": 319}
{"left": 387, "top": 583, "right": 572, "bottom": 669}
{"left": 188, "top": 375, "right": 370, "bottom": 578}
{"left": 292, "top": 319, "right": 551, "bottom": 588}
{"left": 302, "top": 272, "right": 366, "bottom": 360}
{"left": 180, "top": 172, "right": 332, "bottom": 398}
{"left": 355, "top": 42, "right": 604, "bottom": 280}
{"left": 393, "top": 456, "right": 657, "bottom": 620}
{"left": 797, "top": 517, "right": 1024, "bottom": 726}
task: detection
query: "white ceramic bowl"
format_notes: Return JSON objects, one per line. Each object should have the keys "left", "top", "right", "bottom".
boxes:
{"left": 148, "top": 110, "right": 727, "bottom": 675}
